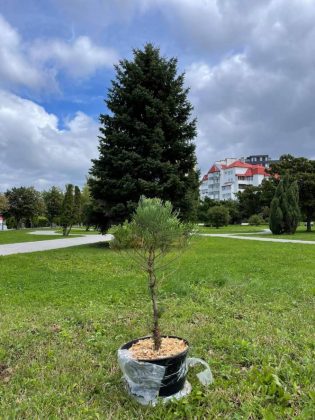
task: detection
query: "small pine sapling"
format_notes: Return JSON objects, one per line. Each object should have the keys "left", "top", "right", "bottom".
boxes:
{"left": 110, "top": 197, "right": 193, "bottom": 351}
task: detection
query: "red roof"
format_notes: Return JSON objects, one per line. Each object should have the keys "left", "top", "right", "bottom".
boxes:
{"left": 207, "top": 164, "right": 220, "bottom": 173}
{"left": 237, "top": 167, "right": 270, "bottom": 177}
{"left": 225, "top": 160, "right": 253, "bottom": 169}
{"left": 224, "top": 160, "right": 269, "bottom": 177}
{"left": 203, "top": 160, "right": 269, "bottom": 181}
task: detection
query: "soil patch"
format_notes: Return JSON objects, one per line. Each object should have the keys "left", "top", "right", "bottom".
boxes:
{"left": 130, "top": 336, "right": 187, "bottom": 360}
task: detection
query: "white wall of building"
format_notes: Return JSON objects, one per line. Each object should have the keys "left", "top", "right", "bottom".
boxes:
{"left": 200, "top": 160, "right": 270, "bottom": 201}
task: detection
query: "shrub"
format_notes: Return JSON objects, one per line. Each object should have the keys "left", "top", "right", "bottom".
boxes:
{"left": 248, "top": 214, "right": 264, "bottom": 226}
{"left": 206, "top": 206, "right": 230, "bottom": 228}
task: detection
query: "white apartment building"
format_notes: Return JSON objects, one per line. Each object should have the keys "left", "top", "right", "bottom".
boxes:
{"left": 200, "top": 158, "right": 270, "bottom": 201}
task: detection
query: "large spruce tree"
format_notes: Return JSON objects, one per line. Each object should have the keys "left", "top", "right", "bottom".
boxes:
{"left": 89, "top": 44, "right": 199, "bottom": 232}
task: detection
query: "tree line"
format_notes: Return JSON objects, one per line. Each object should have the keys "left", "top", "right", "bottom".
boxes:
{"left": 0, "top": 184, "right": 94, "bottom": 236}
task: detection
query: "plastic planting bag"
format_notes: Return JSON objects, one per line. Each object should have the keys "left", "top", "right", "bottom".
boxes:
{"left": 118, "top": 349, "right": 213, "bottom": 405}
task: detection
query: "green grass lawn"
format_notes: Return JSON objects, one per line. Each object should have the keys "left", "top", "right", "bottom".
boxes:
{"left": 197, "top": 224, "right": 269, "bottom": 234}
{"left": 198, "top": 224, "right": 315, "bottom": 241}
{"left": 249, "top": 232, "right": 315, "bottom": 241}
{"left": 0, "top": 228, "right": 83, "bottom": 245}
{"left": 247, "top": 227, "right": 315, "bottom": 242}
{"left": 55, "top": 228, "right": 99, "bottom": 235}
{"left": 0, "top": 237, "right": 314, "bottom": 418}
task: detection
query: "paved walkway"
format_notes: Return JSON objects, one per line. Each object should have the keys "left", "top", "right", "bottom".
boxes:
{"left": 0, "top": 234, "right": 112, "bottom": 256}
{"left": 199, "top": 233, "right": 315, "bottom": 245}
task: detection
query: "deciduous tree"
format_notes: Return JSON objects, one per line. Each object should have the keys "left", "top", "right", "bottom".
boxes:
{"left": 5, "top": 187, "right": 41, "bottom": 229}
{"left": 73, "top": 186, "right": 82, "bottom": 226}
{"left": 43, "top": 186, "right": 63, "bottom": 226}
{"left": 206, "top": 206, "right": 230, "bottom": 228}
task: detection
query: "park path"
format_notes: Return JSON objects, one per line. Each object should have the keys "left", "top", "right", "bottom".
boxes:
{"left": 199, "top": 233, "right": 315, "bottom": 245}
{"left": 0, "top": 234, "right": 112, "bottom": 256}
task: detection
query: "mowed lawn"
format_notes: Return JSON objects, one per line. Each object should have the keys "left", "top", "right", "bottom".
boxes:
{"left": 199, "top": 224, "right": 315, "bottom": 241}
{"left": 0, "top": 237, "right": 314, "bottom": 418}
{"left": 0, "top": 229, "right": 82, "bottom": 245}
{"left": 248, "top": 230, "right": 315, "bottom": 242}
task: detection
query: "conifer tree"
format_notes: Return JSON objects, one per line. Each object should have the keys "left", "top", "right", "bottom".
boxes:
{"left": 60, "top": 184, "right": 74, "bottom": 236}
{"left": 269, "top": 175, "right": 299, "bottom": 234}
{"left": 73, "top": 186, "right": 82, "bottom": 226}
{"left": 89, "top": 43, "right": 199, "bottom": 232}
{"left": 269, "top": 155, "right": 315, "bottom": 231}
{"left": 269, "top": 196, "right": 283, "bottom": 234}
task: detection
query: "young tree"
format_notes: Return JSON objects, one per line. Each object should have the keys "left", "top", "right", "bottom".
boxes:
{"left": 206, "top": 206, "right": 230, "bottom": 228}
{"left": 5, "top": 187, "right": 41, "bottom": 229}
{"left": 0, "top": 193, "right": 8, "bottom": 214}
{"left": 81, "top": 183, "right": 93, "bottom": 230}
{"left": 73, "top": 186, "right": 82, "bottom": 226}
{"left": 89, "top": 43, "right": 199, "bottom": 232}
{"left": 43, "top": 186, "right": 63, "bottom": 226}
{"left": 60, "top": 184, "right": 74, "bottom": 236}
{"left": 110, "top": 197, "right": 192, "bottom": 350}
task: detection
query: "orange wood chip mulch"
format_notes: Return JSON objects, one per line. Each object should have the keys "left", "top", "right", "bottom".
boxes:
{"left": 129, "top": 337, "right": 187, "bottom": 360}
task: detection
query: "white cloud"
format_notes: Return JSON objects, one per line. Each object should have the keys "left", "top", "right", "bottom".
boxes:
{"left": 30, "top": 36, "right": 118, "bottom": 78}
{"left": 0, "top": 15, "right": 48, "bottom": 90}
{"left": 0, "top": 14, "right": 118, "bottom": 91}
{"left": 0, "top": 90, "right": 99, "bottom": 190}
{"left": 167, "top": 0, "right": 315, "bottom": 173}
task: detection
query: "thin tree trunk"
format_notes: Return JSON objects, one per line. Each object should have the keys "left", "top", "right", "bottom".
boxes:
{"left": 306, "top": 215, "right": 312, "bottom": 232}
{"left": 67, "top": 224, "right": 73, "bottom": 236}
{"left": 148, "top": 250, "right": 161, "bottom": 351}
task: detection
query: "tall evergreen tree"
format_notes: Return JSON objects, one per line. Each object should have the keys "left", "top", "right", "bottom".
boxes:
{"left": 269, "top": 154, "right": 315, "bottom": 231}
{"left": 269, "top": 196, "right": 284, "bottom": 234}
{"left": 60, "top": 184, "right": 74, "bottom": 236}
{"left": 89, "top": 43, "right": 199, "bottom": 232}
{"left": 73, "top": 186, "right": 82, "bottom": 226}
{"left": 269, "top": 175, "right": 299, "bottom": 234}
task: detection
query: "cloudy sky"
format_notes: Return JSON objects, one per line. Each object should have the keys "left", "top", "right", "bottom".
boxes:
{"left": 0, "top": 0, "right": 314, "bottom": 190}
